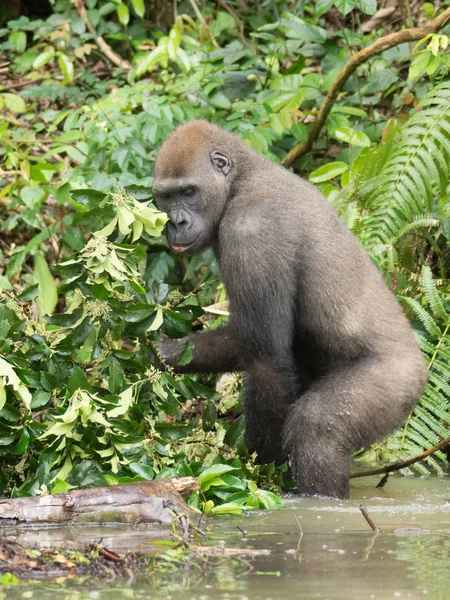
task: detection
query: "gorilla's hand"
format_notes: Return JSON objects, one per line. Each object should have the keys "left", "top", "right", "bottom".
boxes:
{"left": 156, "top": 337, "right": 186, "bottom": 367}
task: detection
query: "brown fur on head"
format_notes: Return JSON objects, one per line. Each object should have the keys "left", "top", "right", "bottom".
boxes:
{"left": 154, "top": 120, "right": 212, "bottom": 180}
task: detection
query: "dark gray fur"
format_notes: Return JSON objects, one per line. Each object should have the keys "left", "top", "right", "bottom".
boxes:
{"left": 153, "top": 120, "right": 427, "bottom": 499}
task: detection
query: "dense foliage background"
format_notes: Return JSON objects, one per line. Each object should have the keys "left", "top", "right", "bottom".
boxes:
{"left": 0, "top": 0, "right": 449, "bottom": 512}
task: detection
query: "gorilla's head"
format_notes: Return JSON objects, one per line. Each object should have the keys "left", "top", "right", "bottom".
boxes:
{"left": 153, "top": 121, "right": 238, "bottom": 253}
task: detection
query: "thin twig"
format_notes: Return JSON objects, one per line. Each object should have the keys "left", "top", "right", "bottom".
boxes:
{"left": 219, "top": 0, "right": 251, "bottom": 48}
{"left": 73, "top": 0, "right": 131, "bottom": 70}
{"left": 189, "top": 0, "right": 220, "bottom": 48}
{"left": 350, "top": 434, "right": 450, "bottom": 480}
{"left": 359, "top": 504, "right": 381, "bottom": 533}
{"left": 282, "top": 7, "right": 450, "bottom": 166}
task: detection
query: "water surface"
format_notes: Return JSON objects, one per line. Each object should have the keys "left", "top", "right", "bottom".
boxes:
{"left": 2, "top": 475, "right": 449, "bottom": 599}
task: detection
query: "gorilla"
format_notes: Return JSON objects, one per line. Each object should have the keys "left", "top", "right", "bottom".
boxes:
{"left": 153, "top": 120, "right": 427, "bottom": 499}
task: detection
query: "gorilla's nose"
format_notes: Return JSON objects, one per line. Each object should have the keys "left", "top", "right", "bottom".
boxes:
{"left": 169, "top": 209, "right": 191, "bottom": 231}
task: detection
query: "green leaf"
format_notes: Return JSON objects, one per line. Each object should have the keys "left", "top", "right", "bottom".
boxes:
{"left": 147, "top": 308, "right": 164, "bottom": 331}
{"left": 16, "top": 283, "right": 39, "bottom": 301}
{"left": 129, "top": 462, "right": 155, "bottom": 479}
{"left": 34, "top": 253, "right": 58, "bottom": 317}
{"left": 58, "top": 53, "right": 74, "bottom": 84}
{"left": 409, "top": 51, "right": 431, "bottom": 79}
{"left": 69, "top": 189, "right": 107, "bottom": 205}
{"left": 0, "top": 380, "right": 6, "bottom": 412}
{"left": 209, "top": 502, "right": 244, "bottom": 515}
{"left": 108, "top": 357, "right": 125, "bottom": 394}
{"left": 224, "top": 415, "right": 245, "bottom": 447}
{"left": 9, "top": 31, "right": 27, "bottom": 53}
{"left": 315, "top": 0, "right": 336, "bottom": 17}
{"left": 15, "top": 429, "right": 30, "bottom": 455}
{"left": 2, "top": 93, "right": 26, "bottom": 114}
{"left": 68, "top": 365, "right": 91, "bottom": 395}
{"left": 30, "top": 390, "right": 51, "bottom": 410}
{"left": 33, "top": 49, "right": 56, "bottom": 69}
{"left": 199, "top": 464, "right": 237, "bottom": 490}
{"left": 202, "top": 399, "right": 217, "bottom": 432}
{"left": 0, "top": 356, "right": 32, "bottom": 409}
{"left": 107, "top": 386, "right": 134, "bottom": 418}
{"left": 309, "top": 161, "right": 349, "bottom": 183}
{"left": 357, "top": 0, "right": 377, "bottom": 14}
{"left": 20, "top": 184, "right": 45, "bottom": 208}
{"left": 130, "top": 0, "right": 145, "bottom": 17}
{"left": 335, "top": 0, "right": 357, "bottom": 15}
{"left": 125, "top": 185, "right": 153, "bottom": 200}
{"left": 117, "top": 3, "right": 130, "bottom": 25}
{"left": 334, "top": 127, "right": 371, "bottom": 147}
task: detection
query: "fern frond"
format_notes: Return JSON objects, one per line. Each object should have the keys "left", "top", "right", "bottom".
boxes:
{"left": 387, "top": 267, "right": 450, "bottom": 473}
{"left": 354, "top": 81, "right": 450, "bottom": 268}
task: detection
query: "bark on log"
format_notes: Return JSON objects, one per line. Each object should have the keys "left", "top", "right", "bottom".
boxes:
{"left": 0, "top": 478, "right": 199, "bottom": 525}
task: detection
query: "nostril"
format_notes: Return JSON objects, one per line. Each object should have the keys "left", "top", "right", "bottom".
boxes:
{"left": 169, "top": 217, "right": 189, "bottom": 229}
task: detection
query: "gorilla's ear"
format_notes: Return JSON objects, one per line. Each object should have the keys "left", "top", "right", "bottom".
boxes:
{"left": 210, "top": 150, "right": 232, "bottom": 176}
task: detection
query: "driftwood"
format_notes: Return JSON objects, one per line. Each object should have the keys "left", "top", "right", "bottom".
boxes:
{"left": 0, "top": 478, "right": 199, "bottom": 526}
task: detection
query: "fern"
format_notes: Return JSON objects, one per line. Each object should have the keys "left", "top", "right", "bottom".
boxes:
{"left": 353, "top": 81, "right": 450, "bottom": 272}
{"left": 386, "top": 267, "right": 450, "bottom": 473}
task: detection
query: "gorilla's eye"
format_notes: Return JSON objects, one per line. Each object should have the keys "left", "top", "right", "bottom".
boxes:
{"left": 210, "top": 150, "right": 232, "bottom": 176}
{"left": 184, "top": 187, "right": 195, "bottom": 197}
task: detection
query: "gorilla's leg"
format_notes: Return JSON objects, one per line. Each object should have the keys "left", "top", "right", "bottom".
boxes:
{"left": 244, "top": 359, "right": 298, "bottom": 465}
{"left": 283, "top": 356, "right": 424, "bottom": 499}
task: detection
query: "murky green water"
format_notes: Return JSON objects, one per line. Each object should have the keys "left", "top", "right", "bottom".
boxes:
{"left": 2, "top": 475, "right": 450, "bottom": 599}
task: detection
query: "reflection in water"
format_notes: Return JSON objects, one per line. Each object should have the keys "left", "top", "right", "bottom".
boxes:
{"left": 1, "top": 475, "right": 449, "bottom": 599}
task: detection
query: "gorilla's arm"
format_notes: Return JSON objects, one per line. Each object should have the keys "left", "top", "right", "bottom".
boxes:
{"left": 157, "top": 325, "right": 246, "bottom": 373}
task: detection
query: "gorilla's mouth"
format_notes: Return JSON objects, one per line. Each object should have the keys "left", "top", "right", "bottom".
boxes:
{"left": 170, "top": 241, "right": 196, "bottom": 253}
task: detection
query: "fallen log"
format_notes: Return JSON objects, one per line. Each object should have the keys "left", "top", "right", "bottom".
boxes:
{"left": 0, "top": 477, "right": 199, "bottom": 526}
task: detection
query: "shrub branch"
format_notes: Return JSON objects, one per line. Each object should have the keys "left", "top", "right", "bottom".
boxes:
{"left": 350, "top": 434, "right": 450, "bottom": 481}
{"left": 73, "top": 0, "right": 132, "bottom": 70}
{"left": 282, "top": 7, "right": 450, "bottom": 167}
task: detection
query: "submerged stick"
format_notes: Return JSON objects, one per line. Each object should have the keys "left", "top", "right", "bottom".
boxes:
{"left": 359, "top": 504, "right": 381, "bottom": 533}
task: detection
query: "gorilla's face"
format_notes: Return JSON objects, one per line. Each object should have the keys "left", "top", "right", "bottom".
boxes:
{"left": 153, "top": 151, "right": 233, "bottom": 254}
{"left": 153, "top": 181, "right": 208, "bottom": 253}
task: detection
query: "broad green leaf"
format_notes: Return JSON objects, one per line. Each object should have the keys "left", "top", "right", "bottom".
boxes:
{"left": 136, "top": 46, "right": 166, "bottom": 76}
{"left": 117, "top": 3, "right": 130, "bottom": 25}
{"left": 2, "top": 93, "right": 26, "bottom": 114}
{"left": 9, "top": 31, "right": 27, "bottom": 53}
{"left": 335, "top": 0, "right": 357, "bottom": 15}
{"left": 33, "top": 49, "right": 56, "bottom": 69}
{"left": 58, "top": 53, "right": 74, "bottom": 84}
{"left": 357, "top": 0, "right": 377, "bottom": 14}
{"left": 0, "top": 356, "right": 32, "bottom": 409}
{"left": 20, "top": 185, "right": 45, "bottom": 208}
{"left": 107, "top": 386, "right": 134, "bottom": 418}
{"left": 409, "top": 51, "right": 431, "bottom": 79}
{"left": 69, "top": 189, "right": 107, "bottom": 205}
{"left": 130, "top": 0, "right": 145, "bottom": 17}
{"left": 209, "top": 502, "right": 244, "bottom": 515}
{"left": 309, "top": 161, "right": 349, "bottom": 183}
{"left": 0, "top": 380, "right": 6, "bottom": 412}
{"left": 334, "top": 126, "right": 371, "bottom": 147}
{"left": 315, "top": 0, "right": 334, "bottom": 16}
{"left": 15, "top": 429, "right": 30, "bottom": 455}
{"left": 199, "top": 464, "right": 237, "bottom": 487}
{"left": 147, "top": 308, "right": 163, "bottom": 331}
{"left": 34, "top": 253, "right": 58, "bottom": 317}
{"left": 202, "top": 399, "right": 217, "bottom": 432}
